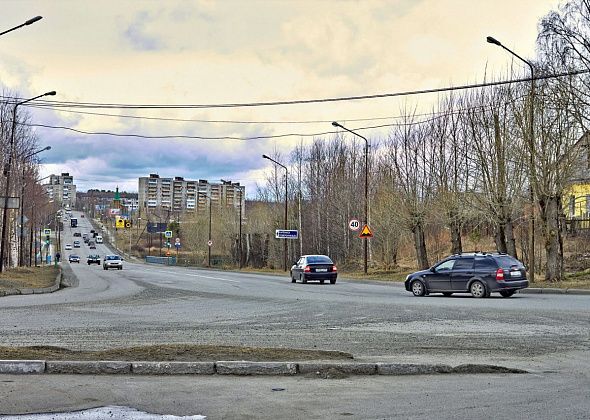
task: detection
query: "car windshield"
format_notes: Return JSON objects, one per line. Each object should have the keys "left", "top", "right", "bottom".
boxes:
{"left": 306, "top": 256, "right": 332, "bottom": 264}
{"left": 106, "top": 255, "right": 121, "bottom": 261}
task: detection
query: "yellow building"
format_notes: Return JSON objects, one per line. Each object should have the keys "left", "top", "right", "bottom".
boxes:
{"left": 564, "top": 132, "right": 590, "bottom": 229}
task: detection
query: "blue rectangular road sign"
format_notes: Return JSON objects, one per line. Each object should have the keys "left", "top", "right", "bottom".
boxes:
{"left": 275, "top": 229, "right": 299, "bottom": 239}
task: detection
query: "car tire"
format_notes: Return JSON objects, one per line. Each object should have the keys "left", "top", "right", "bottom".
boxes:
{"left": 119, "top": 267, "right": 122, "bottom": 270}
{"left": 411, "top": 280, "right": 426, "bottom": 296}
{"left": 103, "top": 267, "right": 107, "bottom": 270}
{"left": 302, "top": 275, "right": 307, "bottom": 284}
{"left": 291, "top": 274, "right": 296, "bottom": 283}
{"left": 500, "top": 290, "right": 516, "bottom": 298}
{"left": 470, "top": 280, "right": 488, "bottom": 298}
{"left": 320, "top": 279, "right": 325, "bottom": 284}
{"left": 442, "top": 292, "right": 453, "bottom": 297}
{"left": 330, "top": 278, "right": 336, "bottom": 285}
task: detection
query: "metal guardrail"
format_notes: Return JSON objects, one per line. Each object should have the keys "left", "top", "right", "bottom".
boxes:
{"left": 145, "top": 256, "right": 177, "bottom": 265}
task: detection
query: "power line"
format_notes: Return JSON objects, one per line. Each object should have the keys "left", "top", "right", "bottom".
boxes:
{"left": 3, "top": 69, "right": 587, "bottom": 110}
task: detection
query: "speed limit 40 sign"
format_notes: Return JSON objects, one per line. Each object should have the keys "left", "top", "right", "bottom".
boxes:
{"left": 348, "top": 219, "right": 360, "bottom": 231}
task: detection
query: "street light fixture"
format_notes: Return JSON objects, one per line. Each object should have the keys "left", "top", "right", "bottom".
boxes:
{"left": 332, "top": 121, "right": 370, "bottom": 275}
{"left": 197, "top": 191, "right": 212, "bottom": 267}
{"left": 262, "top": 154, "right": 288, "bottom": 272}
{"left": 0, "top": 16, "right": 43, "bottom": 37}
{"left": 487, "top": 35, "right": 536, "bottom": 283}
{"left": 0, "top": 90, "right": 56, "bottom": 273}
{"left": 19, "top": 146, "right": 51, "bottom": 266}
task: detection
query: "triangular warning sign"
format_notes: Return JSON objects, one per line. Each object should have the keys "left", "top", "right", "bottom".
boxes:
{"left": 359, "top": 224, "right": 373, "bottom": 238}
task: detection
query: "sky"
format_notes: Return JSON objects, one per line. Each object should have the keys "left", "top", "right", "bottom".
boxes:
{"left": 0, "top": 0, "right": 561, "bottom": 197}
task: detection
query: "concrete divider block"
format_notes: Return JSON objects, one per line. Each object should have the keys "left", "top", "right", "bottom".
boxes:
{"left": 518, "top": 288, "right": 541, "bottom": 294}
{"left": 377, "top": 363, "right": 452, "bottom": 375}
{"left": 0, "top": 360, "right": 45, "bottom": 374}
{"left": 18, "top": 288, "right": 34, "bottom": 295}
{"left": 46, "top": 361, "right": 131, "bottom": 374}
{"left": 132, "top": 361, "right": 215, "bottom": 375}
{"left": 298, "top": 362, "right": 377, "bottom": 375}
{"left": 215, "top": 361, "right": 297, "bottom": 375}
{"left": 566, "top": 289, "right": 590, "bottom": 295}
{"left": 541, "top": 288, "right": 565, "bottom": 294}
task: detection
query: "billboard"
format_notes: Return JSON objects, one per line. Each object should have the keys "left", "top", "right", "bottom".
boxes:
{"left": 109, "top": 208, "right": 121, "bottom": 215}
{"left": 147, "top": 222, "right": 168, "bottom": 233}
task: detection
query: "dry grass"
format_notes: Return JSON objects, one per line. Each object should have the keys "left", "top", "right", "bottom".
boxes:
{"left": 0, "top": 266, "right": 58, "bottom": 290}
{"left": 0, "top": 344, "right": 353, "bottom": 362}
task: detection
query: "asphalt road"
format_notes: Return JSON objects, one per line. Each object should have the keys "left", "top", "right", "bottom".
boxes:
{"left": 1, "top": 211, "right": 589, "bottom": 418}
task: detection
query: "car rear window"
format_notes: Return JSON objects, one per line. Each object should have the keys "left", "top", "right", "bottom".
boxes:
{"left": 475, "top": 257, "right": 498, "bottom": 270}
{"left": 496, "top": 256, "right": 523, "bottom": 268}
{"left": 306, "top": 256, "right": 333, "bottom": 264}
{"left": 453, "top": 257, "right": 474, "bottom": 270}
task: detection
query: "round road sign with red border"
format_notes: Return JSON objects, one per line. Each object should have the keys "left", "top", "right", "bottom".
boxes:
{"left": 207, "top": 240, "right": 213, "bottom": 247}
{"left": 348, "top": 219, "right": 360, "bottom": 231}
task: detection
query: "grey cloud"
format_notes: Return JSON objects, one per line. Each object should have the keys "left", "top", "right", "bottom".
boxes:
{"left": 123, "top": 11, "right": 164, "bottom": 51}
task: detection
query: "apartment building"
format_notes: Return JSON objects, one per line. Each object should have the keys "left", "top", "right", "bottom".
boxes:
{"left": 44, "top": 172, "right": 76, "bottom": 208}
{"left": 138, "top": 174, "right": 245, "bottom": 214}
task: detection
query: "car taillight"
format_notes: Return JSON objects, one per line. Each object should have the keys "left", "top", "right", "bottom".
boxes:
{"left": 332, "top": 265, "right": 337, "bottom": 272}
{"left": 496, "top": 268, "right": 505, "bottom": 281}
{"left": 304, "top": 265, "right": 311, "bottom": 272}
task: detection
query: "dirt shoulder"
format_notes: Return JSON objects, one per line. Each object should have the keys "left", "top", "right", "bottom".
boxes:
{"left": 0, "top": 266, "right": 58, "bottom": 291}
{"left": 0, "top": 344, "right": 353, "bottom": 362}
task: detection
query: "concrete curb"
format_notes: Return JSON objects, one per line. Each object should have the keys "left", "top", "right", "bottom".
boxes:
{"left": 0, "top": 267, "right": 62, "bottom": 298}
{"left": 518, "top": 287, "right": 590, "bottom": 295}
{"left": 0, "top": 360, "right": 528, "bottom": 376}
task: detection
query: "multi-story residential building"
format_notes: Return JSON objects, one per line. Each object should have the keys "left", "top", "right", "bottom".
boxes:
{"left": 43, "top": 173, "right": 76, "bottom": 208}
{"left": 138, "top": 174, "right": 245, "bottom": 214}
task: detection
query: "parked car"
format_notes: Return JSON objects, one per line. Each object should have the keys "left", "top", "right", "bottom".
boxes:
{"left": 404, "top": 252, "right": 529, "bottom": 298}
{"left": 87, "top": 254, "right": 101, "bottom": 265}
{"left": 290, "top": 255, "right": 337, "bottom": 284}
{"left": 68, "top": 255, "right": 80, "bottom": 263}
{"left": 65, "top": 244, "right": 72, "bottom": 250}
{"left": 103, "top": 255, "right": 123, "bottom": 270}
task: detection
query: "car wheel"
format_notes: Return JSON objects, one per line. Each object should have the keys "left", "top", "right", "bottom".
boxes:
{"left": 119, "top": 267, "right": 122, "bottom": 270}
{"left": 500, "top": 290, "right": 516, "bottom": 298}
{"left": 411, "top": 280, "right": 426, "bottom": 296}
{"left": 320, "top": 279, "right": 325, "bottom": 284}
{"left": 290, "top": 272, "right": 296, "bottom": 283}
{"left": 330, "top": 278, "right": 336, "bottom": 285}
{"left": 302, "top": 276, "right": 307, "bottom": 284}
{"left": 442, "top": 292, "right": 453, "bottom": 297}
{"left": 103, "top": 267, "right": 107, "bottom": 270}
{"left": 470, "top": 280, "right": 488, "bottom": 298}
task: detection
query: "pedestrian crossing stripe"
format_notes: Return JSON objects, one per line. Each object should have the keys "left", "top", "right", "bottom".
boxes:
{"left": 359, "top": 224, "right": 373, "bottom": 238}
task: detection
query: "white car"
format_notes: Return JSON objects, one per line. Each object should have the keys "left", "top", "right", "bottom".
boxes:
{"left": 65, "top": 244, "right": 72, "bottom": 250}
{"left": 103, "top": 255, "right": 123, "bottom": 270}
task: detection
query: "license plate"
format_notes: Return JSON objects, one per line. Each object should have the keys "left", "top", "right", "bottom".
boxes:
{"left": 316, "top": 268, "right": 327, "bottom": 272}
{"left": 510, "top": 271, "right": 521, "bottom": 277}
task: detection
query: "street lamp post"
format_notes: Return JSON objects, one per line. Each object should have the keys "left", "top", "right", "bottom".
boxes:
{"left": 0, "top": 91, "right": 56, "bottom": 273}
{"left": 332, "top": 122, "right": 370, "bottom": 275}
{"left": 19, "top": 146, "right": 51, "bottom": 266}
{"left": 262, "top": 155, "right": 288, "bottom": 272}
{"left": 197, "top": 191, "right": 212, "bottom": 267}
{"left": 0, "top": 16, "right": 42, "bottom": 37}
{"left": 487, "top": 35, "right": 536, "bottom": 283}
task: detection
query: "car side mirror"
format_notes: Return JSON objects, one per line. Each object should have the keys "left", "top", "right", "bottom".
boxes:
{"left": 430, "top": 267, "right": 436, "bottom": 273}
